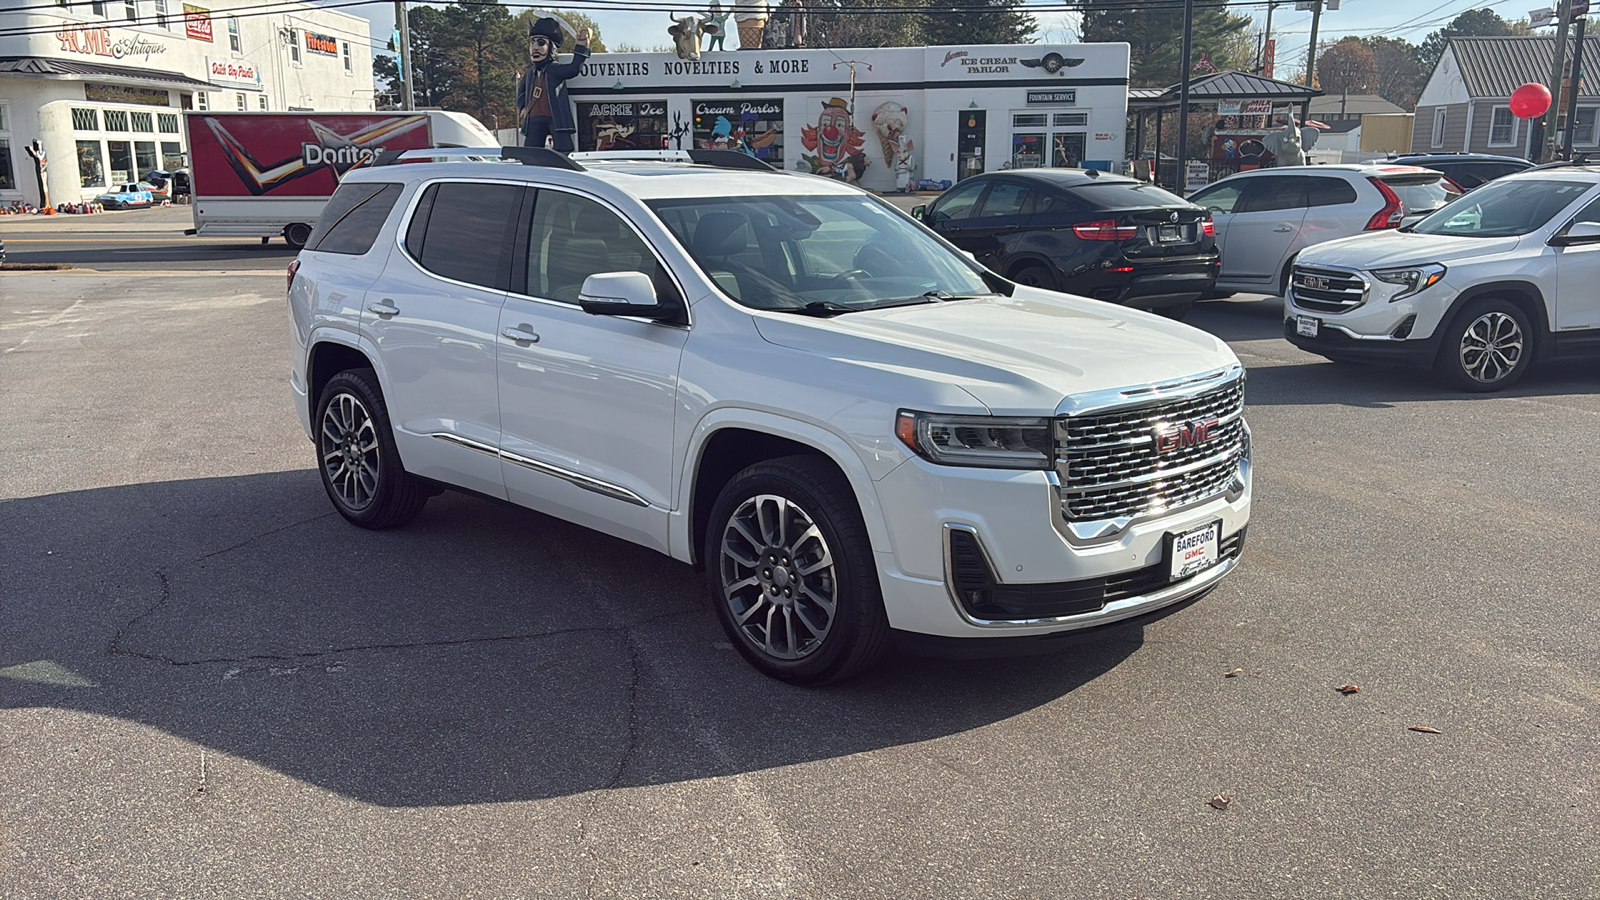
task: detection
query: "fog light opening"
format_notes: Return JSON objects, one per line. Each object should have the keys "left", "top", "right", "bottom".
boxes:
{"left": 1391, "top": 315, "right": 1417, "bottom": 339}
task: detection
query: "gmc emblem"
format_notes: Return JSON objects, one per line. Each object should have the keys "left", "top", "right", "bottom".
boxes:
{"left": 1156, "top": 418, "right": 1221, "bottom": 452}
{"left": 1303, "top": 276, "right": 1328, "bottom": 290}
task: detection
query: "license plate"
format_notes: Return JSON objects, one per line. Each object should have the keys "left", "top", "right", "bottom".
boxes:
{"left": 1167, "top": 521, "right": 1221, "bottom": 582}
{"left": 1158, "top": 224, "right": 1182, "bottom": 242}
{"left": 1296, "top": 315, "right": 1319, "bottom": 337}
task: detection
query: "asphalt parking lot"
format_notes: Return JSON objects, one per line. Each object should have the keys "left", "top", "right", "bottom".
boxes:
{"left": 2, "top": 211, "right": 1597, "bottom": 898}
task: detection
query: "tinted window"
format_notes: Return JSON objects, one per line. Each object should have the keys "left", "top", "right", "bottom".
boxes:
{"left": 306, "top": 182, "right": 400, "bottom": 254}
{"left": 1238, "top": 176, "right": 1307, "bottom": 213}
{"left": 405, "top": 184, "right": 436, "bottom": 258}
{"left": 417, "top": 182, "right": 521, "bottom": 290}
{"left": 526, "top": 191, "right": 678, "bottom": 305}
{"left": 930, "top": 181, "right": 984, "bottom": 223}
{"left": 1305, "top": 177, "right": 1358, "bottom": 207}
{"left": 978, "top": 182, "right": 1033, "bottom": 217}
{"left": 1188, "top": 182, "right": 1244, "bottom": 214}
{"left": 1069, "top": 181, "right": 1187, "bottom": 210}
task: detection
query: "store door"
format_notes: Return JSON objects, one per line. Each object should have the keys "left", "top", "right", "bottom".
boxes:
{"left": 957, "top": 110, "right": 986, "bottom": 182}
{"left": 1053, "top": 133, "right": 1086, "bottom": 168}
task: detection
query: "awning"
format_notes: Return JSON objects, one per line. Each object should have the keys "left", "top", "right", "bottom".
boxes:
{"left": 0, "top": 56, "right": 216, "bottom": 90}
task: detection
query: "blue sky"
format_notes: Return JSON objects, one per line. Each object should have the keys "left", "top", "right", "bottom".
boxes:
{"left": 343, "top": 0, "right": 1537, "bottom": 74}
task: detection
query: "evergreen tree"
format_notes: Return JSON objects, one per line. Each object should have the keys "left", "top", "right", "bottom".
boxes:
{"left": 1080, "top": 0, "right": 1252, "bottom": 87}
{"left": 1418, "top": 9, "right": 1529, "bottom": 75}
{"left": 920, "top": 2, "right": 1036, "bottom": 46}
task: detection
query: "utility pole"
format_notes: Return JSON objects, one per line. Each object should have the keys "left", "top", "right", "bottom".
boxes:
{"left": 395, "top": 0, "right": 415, "bottom": 110}
{"left": 1564, "top": 13, "right": 1589, "bottom": 157}
{"left": 1542, "top": 0, "right": 1574, "bottom": 161}
{"left": 1262, "top": 1, "right": 1278, "bottom": 74}
{"left": 1176, "top": 0, "right": 1196, "bottom": 193}
{"left": 1303, "top": 0, "right": 1323, "bottom": 87}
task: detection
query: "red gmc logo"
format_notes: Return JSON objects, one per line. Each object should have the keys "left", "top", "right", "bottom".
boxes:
{"left": 1156, "top": 418, "right": 1221, "bottom": 452}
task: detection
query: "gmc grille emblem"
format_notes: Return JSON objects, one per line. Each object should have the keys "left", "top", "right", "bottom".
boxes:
{"left": 1303, "top": 276, "right": 1328, "bottom": 290}
{"left": 1156, "top": 418, "right": 1221, "bottom": 452}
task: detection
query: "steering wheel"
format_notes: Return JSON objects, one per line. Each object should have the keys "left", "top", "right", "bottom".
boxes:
{"left": 828, "top": 268, "right": 871, "bottom": 286}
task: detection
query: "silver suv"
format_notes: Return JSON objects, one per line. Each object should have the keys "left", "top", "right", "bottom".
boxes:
{"left": 1285, "top": 165, "right": 1600, "bottom": 390}
{"left": 286, "top": 148, "right": 1252, "bottom": 683}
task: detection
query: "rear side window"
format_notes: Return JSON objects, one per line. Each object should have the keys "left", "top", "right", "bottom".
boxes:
{"left": 305, "top": 182, "right": 401, "bottom": 255}
{"left": 1238, "top": 176, "right": 1308, "bottom": 213}
{"left": 412, "top": 181, "right": 522, "bottom": 290}
{"left": 1305, "top": 177, "right": 1358, "bottom": 206}
{"left": 1068, "top": 182, "right": 1187, "bottom": 210}
{"left": 977, "top": 182, "right": 1033, "bottom": 217}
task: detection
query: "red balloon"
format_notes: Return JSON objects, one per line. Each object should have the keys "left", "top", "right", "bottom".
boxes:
{"left": 1510, "top": 82, "right": 1552, "bottom": 119}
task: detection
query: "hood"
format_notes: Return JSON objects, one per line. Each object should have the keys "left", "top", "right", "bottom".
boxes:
{"left": 750, "top": 289, "right": 1238, "bottom": 414}
{"left": 1296, "top": 229, "right": 1524, "bottom": 271}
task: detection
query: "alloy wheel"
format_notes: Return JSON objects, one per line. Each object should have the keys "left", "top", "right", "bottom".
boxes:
{"left": 718, "top": 493, "right": 838, "bottom": 660}
{"left": 320, "top": 391, "right": 381, "bottom": 511}
{"left": 1458, "top": 310, "right": 1524, "bottom": 384}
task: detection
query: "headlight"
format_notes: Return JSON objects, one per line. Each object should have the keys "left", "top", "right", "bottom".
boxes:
{"left": 1373, "top": 264, "right": 1446, "bottom": 302}
{"left": 895, "top": 411, "right": 1053, "bottom": 470}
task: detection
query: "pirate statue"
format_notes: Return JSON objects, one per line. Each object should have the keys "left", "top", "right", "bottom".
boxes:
{"left": 517, "top": 17, "right": 590, "bottom": 153}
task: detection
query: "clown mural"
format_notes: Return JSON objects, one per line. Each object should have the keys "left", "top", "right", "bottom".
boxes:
{"left": 516, "top": 17, "right": 591, "bottom": 153}
{"left": 800, "top": 97, "right": 869, "bottom": 183}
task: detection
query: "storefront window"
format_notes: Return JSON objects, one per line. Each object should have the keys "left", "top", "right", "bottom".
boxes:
{"left": 104, "top": 110, "right": 130, "bottom": 132}
{"left": 197, "top": 92, "right": 209, "bottom": 111}
{"left": 160, "top": 141, "right": 183, "bottom": 169}
{"left": 1053, "top": 113, "right": 1088, "bottom": 127}
{"left": 158, "top": 113, "right": 179, "bottom": 133}
{"left": 1052, "top": 133, "right": 1086, "bottom": 167}
{"left": 72, "top": 108, "right": 100, "bottom": 131}
{"left": 1012, "top": 113, "right": 1047, "bottom": 128}
{"left": 135, "top": 142, "right": 158, "bottom": 177}
{"left": 577, "top": 100, "right": 671, "bottom": 152}
{"left": 0, "top": 140, "right": 15, "bottom": 192}
{"left": 107, "top": 141, "right": 133, "bottom": 185}
{"left": 690, "top": 99, "right": 783, "bottom": 165}
{"left": 1011, "top": 132, "right": 1044, "bottom": 168}
{"left": 131, "top": 111, "right": 154, "bottom": 132}
{"left": 76, "top": 141, "right": 106, "bottom": 188}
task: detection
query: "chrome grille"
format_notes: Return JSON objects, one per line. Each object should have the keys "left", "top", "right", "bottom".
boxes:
{"left": 1056, "top": 379, "right": 1245, "bottom": 522}
{"left": 1291, "top": 265, "right": 1368, "bottom": 313}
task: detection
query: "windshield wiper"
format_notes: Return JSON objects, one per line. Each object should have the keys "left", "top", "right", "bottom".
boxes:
{"left": 781, "top": 301, "right": 859, "bottom": 317}
{"left": 882, "top": 290, "right": 996, "bottom": 306}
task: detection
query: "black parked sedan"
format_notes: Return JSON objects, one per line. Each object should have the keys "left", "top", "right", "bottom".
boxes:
{"left": 912, "top": 170, "right": 1219, "bottom": 317}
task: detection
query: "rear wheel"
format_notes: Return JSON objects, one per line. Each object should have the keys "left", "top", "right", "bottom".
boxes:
{"left": 705, "top": 456, "right": 890, "bottom": 685}
{"left": 1432, "top": 298, "right": 1532, "bottom": 392}
{"left": 315, "top": 369, "right": 429, "bottom": 528}
{"left": 1011, "top": 264, "right": 1057, "bottom": 291}
{"left": 284, "top": 222, "right": 313, "bottom": 250}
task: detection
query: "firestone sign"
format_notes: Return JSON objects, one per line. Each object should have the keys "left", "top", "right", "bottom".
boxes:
{"left": 304, "top": 32, "right": 338, "bottom": 56}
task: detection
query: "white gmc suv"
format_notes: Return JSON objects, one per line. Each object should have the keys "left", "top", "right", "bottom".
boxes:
{"left": 286, "top": 148, "right": 1252, "bottom": 683}
{"left": 1285, "top": 165, "right": 1600, "bottom": 391}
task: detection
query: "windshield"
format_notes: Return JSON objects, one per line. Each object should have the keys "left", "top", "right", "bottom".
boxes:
{"left": 1412, "top": 178, "right": 1594, "bottom": 237}
{"left": 646, "top": 194, "right": 994, "bottom": 313}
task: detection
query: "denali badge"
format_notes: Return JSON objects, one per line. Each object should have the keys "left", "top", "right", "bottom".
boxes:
{"left": 1156, "top": 418, "right": 1221, "bottom": 452}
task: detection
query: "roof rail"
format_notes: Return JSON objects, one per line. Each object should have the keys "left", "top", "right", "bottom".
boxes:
{"left": 371, "top": 146, "right": 585, "bottom": 171}
{"left": 569, "top": 148, "right": 778, "bottom": 172}
{"left": 1526, "top": 153, "right": 1593, "bottom": 171}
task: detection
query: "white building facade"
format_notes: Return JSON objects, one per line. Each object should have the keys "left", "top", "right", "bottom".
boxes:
{"left": 0, "top": 0, "right": 375, "bottom": 207}
{"left": 563, "top": 43, "right": 1131, "bottom": 193}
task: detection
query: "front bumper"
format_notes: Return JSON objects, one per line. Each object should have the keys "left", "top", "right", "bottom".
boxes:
{"left": 869, "top": 437, "right": 1251, "bottom": 641}
{"left": 1283, "top": 271, "right": 1457, "bottom": 366}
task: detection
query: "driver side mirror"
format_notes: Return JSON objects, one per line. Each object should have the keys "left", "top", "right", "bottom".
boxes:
{"left": 1551, "top": 220, "right": 1600, "bottom": 246}
{"left": 911, "top": 204, "right": 927, "bottom": 221}
{"left": 578, "top": 271, "right": 674, "bottom": 320}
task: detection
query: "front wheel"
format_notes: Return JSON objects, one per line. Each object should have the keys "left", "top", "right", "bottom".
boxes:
{"left": 314, "top": 369, "right": 429, "bottom": 528}
{"left": 1011, "top": 264, "right": 1057, "bottom": 290}
{"left": 705, "top": 456, "right": 890, "bottom": 685}
{"left": 1432, "top": 299, "right": 1532, "bottom": 392}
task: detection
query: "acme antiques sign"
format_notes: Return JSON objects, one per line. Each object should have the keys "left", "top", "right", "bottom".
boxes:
{"left": 56, "top": 25, "right": 168, "bottom": 61}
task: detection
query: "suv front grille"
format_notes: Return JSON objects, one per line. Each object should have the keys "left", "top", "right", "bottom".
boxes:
{"left": 1291, "top": 265, "right": 1368, "bottom": 313}
{"left": 1057, "top": 380, "right": 1245, "bottom": 523}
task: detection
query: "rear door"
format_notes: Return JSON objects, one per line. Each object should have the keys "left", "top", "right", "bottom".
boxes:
{"left": 951, "top": 178, "right": 1036, "bottom": 271}
{"left": 364, "top": 179, "right": 522, "bottom": 500}
{"left": 1215, "top": 175, "right": 1307, "bottom": 282}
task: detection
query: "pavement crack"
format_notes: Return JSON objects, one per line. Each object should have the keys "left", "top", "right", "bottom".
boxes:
{"left": 605, "top": 629, "right": 646, "bottom": 790}
{"left": 107, "top": 569, "right": 173, "bottom": 660}
{"left": 192, "top": 510, "right": 335, "bottom": 563}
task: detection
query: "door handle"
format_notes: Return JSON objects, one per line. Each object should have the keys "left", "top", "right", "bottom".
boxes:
{"left": 501, "top": 326, "right": 540, "bottom": 344}
{"left": 1273, "top": 225, "right": 1294, "bottom": 233}
{"left": 996, "top": 225, "right": 1021, "bottom": 234}
{"left": 366, "top": 301, "right": 399, "bottom": 317}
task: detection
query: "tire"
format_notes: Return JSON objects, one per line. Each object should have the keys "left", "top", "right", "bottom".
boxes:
{"left": 1431, "top": 298, "right": 1533, "bottom": 392}
{"left": 1011, "top": 264, "right": 1057, "bottom": 290}
{"left": 314, "top": 369, "right": 429, "bottom": 528}
{"left": 704, "top": 456, "right": 890, "bottom": 685}
{"left": 284, "top": 222, "right": 313, "bottom": 250}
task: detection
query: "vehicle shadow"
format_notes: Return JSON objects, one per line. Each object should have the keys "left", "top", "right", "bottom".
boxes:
{"left": 1239, "top": 350, "right": 1599, "bottom": 407}
{"left": 6, "top": 242, "right": 297, "bottom": 268}
{"left": 1, "top": 471, "right": 1145, "bottom": 808}
{"left": 1187, "top": 294, "right": 1287, "bottom": 343}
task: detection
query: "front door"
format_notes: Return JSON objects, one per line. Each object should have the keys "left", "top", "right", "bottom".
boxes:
{"left": 1552, "top": 195, "right": 1600, "bottom": 333}
{"left": 944, "top": 178, "right": 1035, "bottom": 273}
{"left": 957, "top": 110, "right": 986, "bottom": 182}
{"left": 496, "top": 188, "right": 689, "bottom": 553}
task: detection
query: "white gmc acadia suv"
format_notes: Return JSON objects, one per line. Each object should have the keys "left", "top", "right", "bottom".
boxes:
{"left": 1285, "top": 165, "right": 1600, "bottom": 391}
{"left": 286, "top": 148, "right": 1252, "bottom": 684}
